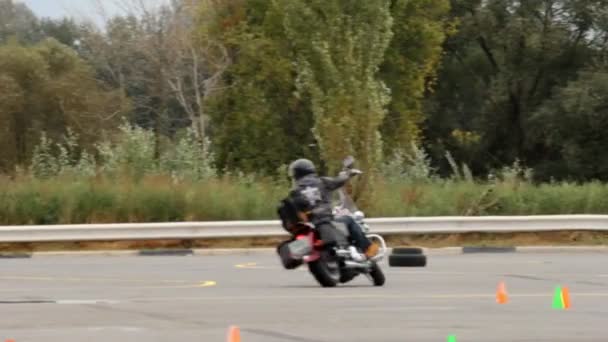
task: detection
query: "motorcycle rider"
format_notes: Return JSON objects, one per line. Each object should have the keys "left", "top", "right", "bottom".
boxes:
{"left": 287, "top": 158, "right": 380, "bottom": 259}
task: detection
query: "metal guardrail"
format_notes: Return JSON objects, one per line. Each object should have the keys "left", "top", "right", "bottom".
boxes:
{"left": 1, "top": 215, "right": 608, "bottom": 243}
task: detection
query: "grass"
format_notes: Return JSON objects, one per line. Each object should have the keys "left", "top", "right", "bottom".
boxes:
{"left": 2, "top": 174, "right": 608, "bottom": 226}
{"left": 369, "top": 179, "right": 608, "bottom": 217}
{"left": 0, "top": 174, "right": 285, "bottom": 225}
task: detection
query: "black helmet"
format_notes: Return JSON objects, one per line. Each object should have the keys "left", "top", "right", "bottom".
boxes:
{"left": 288, "top": 158, "right": 316, "bottom": 180}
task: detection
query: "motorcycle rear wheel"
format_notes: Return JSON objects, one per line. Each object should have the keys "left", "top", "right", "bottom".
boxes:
{"left": 308, "top": 250, "right": 340, "bottom": 287}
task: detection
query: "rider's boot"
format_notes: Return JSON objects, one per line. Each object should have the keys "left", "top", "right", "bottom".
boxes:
{"left": 364, "top": 242, "right": 380, "bottom": 259}
{"left": 349, "top": 246, "right": 366, "bottom": 261}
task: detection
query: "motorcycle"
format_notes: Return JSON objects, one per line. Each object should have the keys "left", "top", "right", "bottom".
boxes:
{"left": 276, "top": 157, "right": 388, "bottom": 287}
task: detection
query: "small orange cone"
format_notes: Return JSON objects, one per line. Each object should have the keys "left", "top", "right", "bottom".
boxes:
{"left": 496, "top": 281, "right": 508, "bottom": 304}
{"left": 227, "top": 325, "right": 241, "bottom": 342}
{"left": 6, "top": 339, "right": 15, "bottom": 342}
{"left": 562, "top": 286, "right": 571, "bottom": 309}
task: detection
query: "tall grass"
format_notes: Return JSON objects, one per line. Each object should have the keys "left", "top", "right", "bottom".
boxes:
{"left": 3, "top": 174, "right": 608, "bottom": 225}
{"left": 2, "top": 124, "right": 608, "bottom": 225}
{"left": 0, "top": 174, "right": 286, "bottom": 224}
{"left": 367, "top": 179, "right": 608, "bottom": 217}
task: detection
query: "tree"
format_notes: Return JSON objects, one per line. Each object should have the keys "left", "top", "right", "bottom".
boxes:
{"left": 81, "top": 0, "right": 230, "bottom": 160}
{"left": 0, "top": 39, "right": 129, "bottom": 171}
{"left": 279, "top": 0, "right": 394, "bottom": 199}
{"left": 80, "top": 1, "right": 179, "bottom": 159}
{"left": 203, "top": 0, "right": 318, "bottom": 175}
{"left": 0, "top": 0, "right": 40, "bottom": 44}
{"left": 531, "top": 65, "right": 608, "bottom": 180}
{"left": 424, "top": 0, "right": 606, "bottom": 179}
{"left": 0, "top": 72, "right": 25, "bottom": 169}
{"left": 379, "top": 0, "right": 454, "bottom": 155}
{"left": 38, "top": 18, "right": 83, "bottom": 47}
{"left": 166, "top": 0, "right": 230, "bottom": 144}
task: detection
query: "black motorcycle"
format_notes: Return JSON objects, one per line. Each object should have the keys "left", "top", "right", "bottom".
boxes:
{"left": 276, "top": 157, "right": 387, "bottom": 287}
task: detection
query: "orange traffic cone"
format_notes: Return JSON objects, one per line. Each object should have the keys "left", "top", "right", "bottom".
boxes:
{"left": 562, "top": 286, "right": 571, "bottom": 309}
{"left": 227, "top": 325, "right": 241, "bottom": 342}
{"left": 496, "top": 281, "right": 508, "bottom": 304}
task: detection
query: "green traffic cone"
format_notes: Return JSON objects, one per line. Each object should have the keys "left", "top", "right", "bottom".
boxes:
{"left": 552, "top": 286, "right": 564, "bottom": 309}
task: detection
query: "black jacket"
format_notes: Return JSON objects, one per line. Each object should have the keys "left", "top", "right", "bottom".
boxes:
{"left": 290, "top": 172, "right": 350, "bottom": 225}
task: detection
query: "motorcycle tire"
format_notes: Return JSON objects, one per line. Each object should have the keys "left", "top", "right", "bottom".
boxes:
{"left": 308, "top": 251, "right": 340, "bottom": 287}
{"left": 339, "top": 269, "right": 358, "bottom": 283}
{"left": 391, "top": 247, "right": 424, "bottom": 255}
{"left": 388, "top": 254, "right": 427, "bottom": 267}
{"left": 368, "top": 261, "right": 386, "bottom": 286}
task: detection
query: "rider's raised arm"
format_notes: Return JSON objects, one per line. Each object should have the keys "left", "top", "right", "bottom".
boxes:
{"left": 321, "top": 171, "right": 350, "bottom": 191}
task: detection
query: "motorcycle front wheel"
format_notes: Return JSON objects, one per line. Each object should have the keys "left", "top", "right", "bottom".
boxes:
{"left": 368, "top": 261, "right": 386, "bottom": 286}
{"left": 308, "top": 250, "right": 341, "bottom": 287}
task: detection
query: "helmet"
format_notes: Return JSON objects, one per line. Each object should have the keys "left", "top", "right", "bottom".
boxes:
{"left": 288, "top": 159, "right": 316, "bottom": 180}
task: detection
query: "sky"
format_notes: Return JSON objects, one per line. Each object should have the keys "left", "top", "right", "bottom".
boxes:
{"left": 17, "top": 0, "right": 168, "bottom": 28}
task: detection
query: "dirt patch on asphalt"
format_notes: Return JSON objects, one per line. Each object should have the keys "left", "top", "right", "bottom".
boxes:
{"left": 1, "top": 230, "right": 608, "bottom": 254}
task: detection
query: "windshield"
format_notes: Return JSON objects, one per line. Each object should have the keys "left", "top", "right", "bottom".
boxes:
{"left": 333, "top": 188, "right": 359, "bottom": 215}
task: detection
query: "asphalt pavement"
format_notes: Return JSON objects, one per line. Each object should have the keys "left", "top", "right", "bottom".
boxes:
{"left": 1, "top": 250, "right": 608, "bottom": 342}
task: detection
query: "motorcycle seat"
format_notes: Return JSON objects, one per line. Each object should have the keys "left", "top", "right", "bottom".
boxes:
{"left": 332, "top": 221, "right": 350, "bottom": 237}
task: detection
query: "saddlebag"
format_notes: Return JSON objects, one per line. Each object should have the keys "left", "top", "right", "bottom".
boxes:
{"left": 277, "top": 238, "right": 311, "bottom": 270}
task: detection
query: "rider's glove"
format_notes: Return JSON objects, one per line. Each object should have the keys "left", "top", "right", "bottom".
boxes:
{"left": 340, "top": 169, "right": 362, "bottom": 178}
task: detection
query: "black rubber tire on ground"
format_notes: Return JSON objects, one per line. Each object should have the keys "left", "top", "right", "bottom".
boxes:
{"left": 339, "top": 269, "right": 358, "bottom": 283}
{"left": 391, "top": 247, "right": 424, "bottom": 255}
{"left": 368, "top": 261, "right": 386, "bottom": 286}
{"left": 308, "top": 251, "right": 341, "bottom": 287}
{"left": 388, "top": 254, "right": 427, "bottom": 267}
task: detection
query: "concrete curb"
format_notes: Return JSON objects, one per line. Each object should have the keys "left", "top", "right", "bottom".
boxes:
{"left": 2, "top": 245, "right": 605, "bottom": 258}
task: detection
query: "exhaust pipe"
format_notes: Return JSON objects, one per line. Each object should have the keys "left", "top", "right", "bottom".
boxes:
{"left": 344, "top": 260, "right": 371, "bottom": 269}
{"left": 335, "top": 249, "right": 351, "bottom": 258}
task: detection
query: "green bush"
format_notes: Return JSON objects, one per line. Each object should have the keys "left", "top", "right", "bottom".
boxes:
{"left": 29, "top": 123, "right": 216, "bottom": 182}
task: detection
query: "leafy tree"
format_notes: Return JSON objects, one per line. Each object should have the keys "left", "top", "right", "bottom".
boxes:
{"left": 76, "top": 8, "right": 179, "bottom": 159}
{"left": 279, "top": 0, "right": 394, "bottom": 200}
{"left": 380, "top": 0, "right": 454, "bottom": 154}
{"left": 531, "top": 65, "right": 608, "bottom": 180}
{"left": 38, "top": 18, "right": 83, "bottom": 47}
{"left": 204, "top": 0, "right": 453, "bottom": 182}
{"left": 203, "top": 0, "right": 318, "bottom": 175}
{"left": 78, "top": 0, "right": 232, "bottom": 161}
{"left": 0, "top": 0, "right": 40, "bottom": 44}
{"left": 424, "top": 0, "right": 606, "bottom": 179}
{"left": 0, "top": 39, "right": 129, "bottom": 171}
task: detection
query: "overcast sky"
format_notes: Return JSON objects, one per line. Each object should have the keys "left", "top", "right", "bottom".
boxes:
{"left": 17, "top": 0, "right": 168, "bottom": 27}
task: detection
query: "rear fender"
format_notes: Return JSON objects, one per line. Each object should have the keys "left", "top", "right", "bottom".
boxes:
{"left": 298, "top": 232, "right": 321, "bottom": 262}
